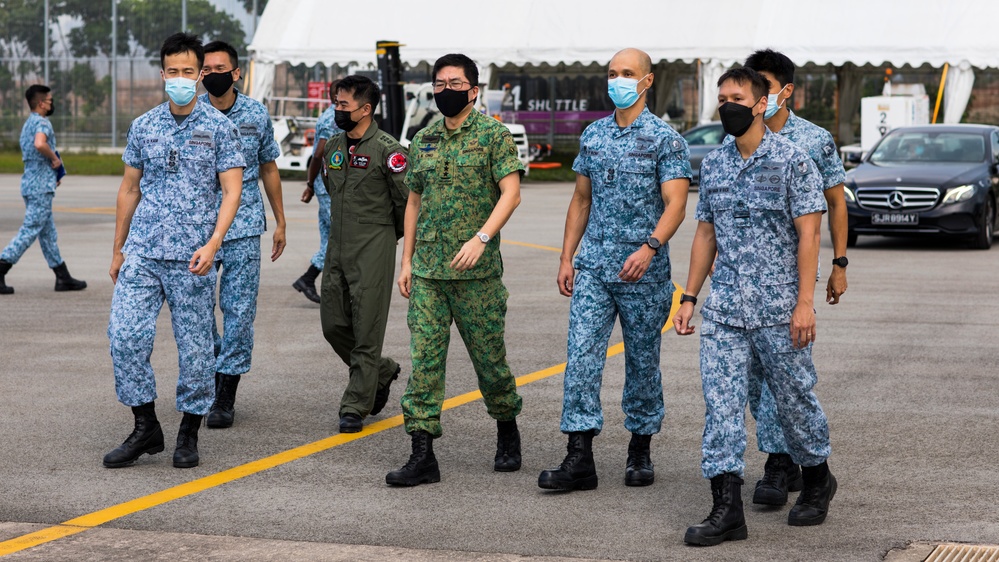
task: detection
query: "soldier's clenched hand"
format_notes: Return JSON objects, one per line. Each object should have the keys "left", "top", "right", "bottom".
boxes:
{"left": 450, "top": 237, "right": 486, "bottom": 272}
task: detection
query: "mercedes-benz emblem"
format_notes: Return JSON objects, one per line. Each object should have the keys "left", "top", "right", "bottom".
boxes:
{"left": 888, "top": 191, "right": 905, "bottom": 209}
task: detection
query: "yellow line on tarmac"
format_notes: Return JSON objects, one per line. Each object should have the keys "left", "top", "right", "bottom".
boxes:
{"left": 502, "top": 239, "right": 562, "bottom": 253}
{"left": 53, "top": 206, "right": 115, "bottom": 215}
{"left": 0, "top": 277, "right": 682, "bottom": 557}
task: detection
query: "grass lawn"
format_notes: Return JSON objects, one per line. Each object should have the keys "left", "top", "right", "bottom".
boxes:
{"left": 0, "top": 151, "right": 125, "bottom": 176}
{"left": 0, "top": 149, "right": 581, "bottom": 182}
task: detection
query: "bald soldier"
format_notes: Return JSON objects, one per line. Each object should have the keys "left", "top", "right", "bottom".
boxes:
{"left": 539, "top": 48, "right": 691, "bottom": 491}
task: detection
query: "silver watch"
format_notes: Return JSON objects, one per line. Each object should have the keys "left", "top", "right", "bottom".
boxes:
{"left": 476, "top": 231, "right": 490, "bottom": 243}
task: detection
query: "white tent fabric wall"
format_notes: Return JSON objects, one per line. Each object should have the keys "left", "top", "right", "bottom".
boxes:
{"left": 248, "top": 0, "right": 999, "bottom": 121}
{"left": 698, "top": 60, "right": 731, "bottom": 126}
{"left": 943, "top": 62, "right": 976, "bottom": 124}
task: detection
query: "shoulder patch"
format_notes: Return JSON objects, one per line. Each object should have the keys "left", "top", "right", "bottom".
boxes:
{"left": 387, "top": 151, "right": 407, "bottom": 173}
{"left": 822, "top": 142, "right": 835, "bottom": 156}
{"left": 670, "top": 138, "right": 684, "bottom": 152}
{"left": 794, "top": 159, "right": 811, "bottom": 177}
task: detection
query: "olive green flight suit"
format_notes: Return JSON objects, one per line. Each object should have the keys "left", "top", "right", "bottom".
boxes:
{"left": 319, "top": 122, "right": 409, "bottom": 418}
{"left": 401, "top": 110, "right": 525, "bottom": 437}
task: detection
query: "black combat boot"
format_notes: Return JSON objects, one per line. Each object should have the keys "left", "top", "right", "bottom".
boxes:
{"left": 753, "top": 453, "right": 803, "bottom": 506}
{"left": 103, "top": 402, "right": 165, "bottom": 468}
{"left": 173, "top": 413, "right": 203, "bottom": 468}
{"left": 292, "top": 265, "right": 321, "bottom": 303}
{"left": 684, "top": 473, "right": 749, "bottom": 546}
{"left": 624, "top": 433, "right": 655, "bottom": 486}
{"left": 52, "top": 262, "right": 87, "bottom": 291}
{"left": 339, "top": 413, "right": 362, "bottom": 433}
{"left": 788, "top": 462, "right": 837, "bottom": 526}
{"left": 0, "top": 259, "right": 13, "bottom": 294}
{"left": 494, "top": 419, "right": 521, "bottom": 472}
{"left": 206, "top": 373, "right": 240, "bottom": 429}
{"left": 538, "top": 430, "right": 597, "bottom": 491}
{"left": 370, "top": 366, "right": 400, "bottom": 416}
{"left": 386, "top": 431, "right": 440, "bottom": 486}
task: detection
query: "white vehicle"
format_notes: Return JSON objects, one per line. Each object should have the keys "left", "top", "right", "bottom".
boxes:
{"left": 267, "top": 96, "right": 325, "bottom": 172}
{"left": 399, "top": 83, "right": 530, "bottom": 174}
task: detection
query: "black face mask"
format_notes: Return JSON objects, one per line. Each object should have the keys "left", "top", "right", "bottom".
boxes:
{"left": 45, "top": 103, "right": 54, "bottom": 117}
{"left": 202, "top": 71, "right": 235, "bottom": 97}
{"left": 334, "top": 108, "right": 360, "bottom": 132}
{"left": 718, "top": 101, "right": 757, "bottom": 138}
{"left": 434, "top": 88, "right": 472, "bottom": 118}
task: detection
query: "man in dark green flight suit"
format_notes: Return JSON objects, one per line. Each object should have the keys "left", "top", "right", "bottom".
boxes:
{"left": 319, "top": 75, "right": 409, "bottom": 433}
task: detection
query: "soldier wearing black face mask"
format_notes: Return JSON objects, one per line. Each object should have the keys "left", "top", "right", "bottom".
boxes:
{"left": 319, "top": 75, "right": 409, "bottom": 434}
{"left": 0, "top": 84, "right": 86, "bottom": 294}
{"left": 198, "top": 40, "right": 287, "bottom": 429}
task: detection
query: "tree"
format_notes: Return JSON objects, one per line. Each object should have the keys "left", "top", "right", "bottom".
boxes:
{"left": 241, "top": 0, "right": 268, "bottom": 16}
{"left": 61, "top": 0, "right": 248, "bottom": 59}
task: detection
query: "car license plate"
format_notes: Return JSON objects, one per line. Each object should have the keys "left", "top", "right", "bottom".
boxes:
{"left": 871, "top": 213, "right": 919, "bottom": 225}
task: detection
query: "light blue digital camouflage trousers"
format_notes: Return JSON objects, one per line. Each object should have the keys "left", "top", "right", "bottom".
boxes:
{"left": 1, "top": 193, "right": 63, "bottom": 268}
{"left": 108, "top": 255, "right": 217, "bottom": 414}
{"left": 311, "top": 191, "right": 331, "bottom": 271}
{"left": 213, "top": 235, "right": 260, "bottom": 376}
{"left": 699, "top": 318, "right": 830, "bottom": 479}
{"left": 749, "top": 360, "right": 791, "bottom": 455}
{"left": 560, "top": 269, "right": 673, "bottom": 435}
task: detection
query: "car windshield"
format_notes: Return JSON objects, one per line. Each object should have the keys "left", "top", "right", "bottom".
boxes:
{"left": 683, "top": 124, "right": 724, "bottom": 145}
{"left": 869, "top": 131, "right": 986, "bottom": 164}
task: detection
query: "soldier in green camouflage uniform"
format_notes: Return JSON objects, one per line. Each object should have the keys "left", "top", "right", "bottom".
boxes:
{"left": 386, "top": 54, "right": 524, "bottom": 487}
{"left": 318, "top": 76, "right": 409, "bottom": 434}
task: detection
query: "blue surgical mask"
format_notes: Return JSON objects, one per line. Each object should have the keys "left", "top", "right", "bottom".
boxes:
{"left": 165, "top": 77, "right": 198, "bottom": 106}
{"left": 608, "top": 73, "right": 650, "bottom": 109}
{"left": 764, "top": 84, "right": 789, "bottom": 119}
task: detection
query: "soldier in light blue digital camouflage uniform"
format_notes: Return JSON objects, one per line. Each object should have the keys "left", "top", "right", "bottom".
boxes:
{"left": 104, "top": 33, "right": 245, "bottom": 471}
{"left": 538, "top": 48, "right": 690, "bottom": 493}
{"left": 200, "top": 40, "right": 287, "bottom": 429}
{"left": 294, "top": 84, "right": 341, "bottom": 303}
{"left": 675, "top": 67, "right": 836, "bottom": 546}
{"left": 743, "top": 49, "right": 849, "bottom": 508}
{"left": 0, "top": 84, "right": 87, "bottom": 294}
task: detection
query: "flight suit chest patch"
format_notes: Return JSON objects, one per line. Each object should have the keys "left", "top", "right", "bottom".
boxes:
{"left": 328, "top": 150, "right": 344, "bottom": 170}
{"left": 350, "top": 154, "right": 370, "bottom": 169}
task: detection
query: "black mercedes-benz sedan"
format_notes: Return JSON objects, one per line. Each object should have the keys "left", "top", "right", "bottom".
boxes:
{"left": 845, "top": 124, "right": 999, "bottom": 249}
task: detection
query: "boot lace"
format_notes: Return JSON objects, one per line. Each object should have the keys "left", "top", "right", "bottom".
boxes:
{"left": 759, "top": 455, "right": 788, "bottom": 488}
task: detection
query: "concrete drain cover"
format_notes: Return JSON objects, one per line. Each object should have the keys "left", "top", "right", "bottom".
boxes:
{"left": 924, "top": 543, "right": 999, "bottom": 562}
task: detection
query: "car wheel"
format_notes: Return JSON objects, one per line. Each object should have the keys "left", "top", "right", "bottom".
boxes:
{"left": 970, "top": 197, "right": 995, "bottom": 250}
{"left": 847, "top": 231, "right": 858, "bottom": 248}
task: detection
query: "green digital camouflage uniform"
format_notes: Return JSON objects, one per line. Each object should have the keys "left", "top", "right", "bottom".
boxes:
{"left": 319, "top": 122, "right": 409, "bottom": 418}
{"left": 402, "top": 109, "right": 525, "bottom": 437}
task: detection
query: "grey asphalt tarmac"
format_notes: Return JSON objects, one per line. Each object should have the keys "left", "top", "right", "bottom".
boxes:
{"left": 1, "top": 174, "right": 998, "bottom": 561}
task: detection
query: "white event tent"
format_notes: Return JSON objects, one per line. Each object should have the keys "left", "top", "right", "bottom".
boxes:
{"left": 248, "top": 0, "right": 999, "bottom": 138}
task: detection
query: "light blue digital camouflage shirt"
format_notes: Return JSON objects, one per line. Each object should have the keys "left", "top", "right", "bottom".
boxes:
{"left": 199, "top": 90, "right": 281, "bottom": 240}
{"left": 572, "top": 107, "right": 692, "bottom": 283}
{"left": 777, "top": 111, "right": 846, "bottom": 190}
{"left": 696, "top": 128, "right": 826, "bottom": 328}
{"left": 20, "top": 113, "right": 57, "bottom": 196}
{"left": 122, "top": 100, "right": 245, "bottom": 261}
{"left": 315, "top": 105, "right": 341, "bottom": 142}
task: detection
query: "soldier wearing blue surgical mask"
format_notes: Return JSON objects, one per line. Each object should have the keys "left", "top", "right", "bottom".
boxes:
{"left": 105, "top": 32, "right": 246, "bottom": 471}
{"left": 741, "top": 48, "right": 848, "bottom": 511}
{"left": 538, "top": 48, "right": 691, "bottom": 492}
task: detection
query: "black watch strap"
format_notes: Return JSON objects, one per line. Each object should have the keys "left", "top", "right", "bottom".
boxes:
{"left": 680, "top": 294, "right": 697, "bottom": 305}
{"left": 832, "top": 256, "right": 849, "bottom": 267}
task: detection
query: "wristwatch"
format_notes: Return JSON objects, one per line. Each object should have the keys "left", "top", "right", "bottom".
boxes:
{"left": 476, "top": 231, "right": 490, "bottom": 243}
{"left": 832, "top": 256, "right": 849, "bottom": 268}
{"left": 680, "top": 294, "right": 697, "bottom": 305}
{"left": 646, "top": 236, "right": 661, "bottom": 252}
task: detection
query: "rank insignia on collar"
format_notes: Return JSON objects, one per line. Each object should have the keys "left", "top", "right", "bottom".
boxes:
{"left": 329, "top": 150, "right": 344, "bottom": 170}
{"left": 387, "top": 151, "right": 407, "bottom": 173}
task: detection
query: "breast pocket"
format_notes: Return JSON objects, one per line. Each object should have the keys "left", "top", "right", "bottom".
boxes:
{"left": 174, "top": 147, "right": 218, "bottom": 224}
{"left": 141, "top": 143, "right": 168, "bottom": 172}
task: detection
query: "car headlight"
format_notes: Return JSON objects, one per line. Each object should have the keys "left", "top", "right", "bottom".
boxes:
{"left": 843, "top": 186, "right": 856, "bottom": 203}
{"left": 941, "top": 184, "right": 976, "bottom": 204}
